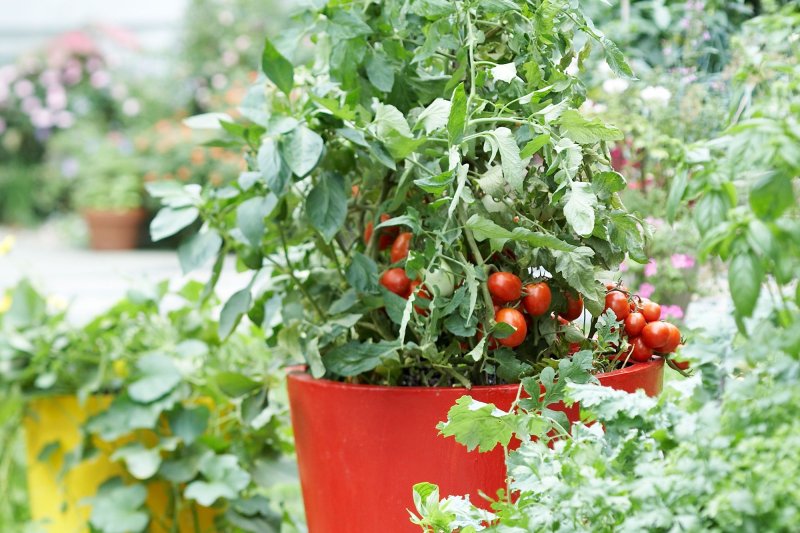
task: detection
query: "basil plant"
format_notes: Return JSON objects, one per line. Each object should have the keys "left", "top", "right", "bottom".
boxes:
{"left": 151, "top": 0, "right": 647, "bottom": 387}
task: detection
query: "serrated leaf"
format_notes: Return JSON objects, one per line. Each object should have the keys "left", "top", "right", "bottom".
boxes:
{"left": 564, "top": 182, "right": 597, "bottom": 237}
{"left": 601, "top": 36, "right": 636, "bottom": 80}
{"left": 493, "top": 127, "right": 526, "bottom": 193}
{"left": 324, "top": 340, "right": 401, "bottom": 376}
{"left": 520, "top": 133, "right": 550, "bottom": 158}
{"left": 346, "top": 253, "right": 379, "bottom": 293}
{"left": 438, "top": 396, "right": 515, "bottom": 452}
{"left": 414, "top": 169, "right": 455, "bottom": 194}
{"left": 448, "top": 83, "right": 467, "bottom": 144}
{"left": 557, "top": 109, "right": 623, "bottom": 144}
{"left": 416, "top": 98, "right": 452, "bottom": 134}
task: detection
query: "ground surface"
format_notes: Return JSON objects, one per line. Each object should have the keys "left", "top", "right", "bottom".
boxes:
{"left": 0, "top": 224, "right": 247, "bottom": 323}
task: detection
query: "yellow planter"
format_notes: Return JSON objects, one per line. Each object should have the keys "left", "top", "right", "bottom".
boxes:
{"left": 24, "top": 395, "right": 218, "bottom": 533}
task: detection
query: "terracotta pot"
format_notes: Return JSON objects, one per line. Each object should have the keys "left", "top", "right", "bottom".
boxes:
{"left": 82, "top": 209, "right": 146, "bottom": 250}
{"left": 287, "top": 358, "right": 664, "bottom": 533}
{"left": 24, "top": 395, "right": 218, "bottom": 532}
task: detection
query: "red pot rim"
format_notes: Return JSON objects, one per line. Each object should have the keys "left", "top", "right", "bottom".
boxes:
{"left": 285, "top": 357, "right": 664, "bottom": 393}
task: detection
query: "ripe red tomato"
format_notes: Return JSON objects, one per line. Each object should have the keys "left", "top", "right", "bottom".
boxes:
{"left": 364, "top": 214, "right": 396, "bottom": 250}
{"left": 660, "top": 323, "right": 681, "bottom": 353}
{"left": 522, "top": 282, "right": 551, "bottom": 316}
{"left": 605, "top": 282, "right": 628, "bottom": 291}
{"left": 640, "top": 299, "right": 662, "bottom": 322}
{"left": 604, "top": 291, "right": 631, "bottom": 320}
{"left": 390, "top": 232, "right": 413, "bottom": 263}
{"left": 559, "top": 291, "right": 584, "bottom": 321}
{"left": 642, "top": 321, "right": 670, "bottom": 350}
{"left": 487, "top": 272, "right": 522, "bottom": 304}
{"left": 629, "top": 337, "right": 653, "bottom": 362}
{"left": 410, "top": 280, "right": 431, "bottom": 315}
{"left": 380, "top": 268, "right": 411, "bottom": 298}
{"left": 495, "top": 307, "right": 527, "bottom": 348}
{"left": 624, "top": 312, "right": 646, "bottom": 337}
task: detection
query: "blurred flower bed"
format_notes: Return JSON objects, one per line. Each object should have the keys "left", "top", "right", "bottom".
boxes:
{"left": 0, "top": 0, "right": 284, "bottom": 233}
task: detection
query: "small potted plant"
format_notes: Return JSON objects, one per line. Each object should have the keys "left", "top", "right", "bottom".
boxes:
{"left": 0, "top": 280, "right": 301, "bottom": 532}
{"left": 151, "top": 0, "right": 685, "bottom": 529}
{"left": 71, "top": 133, "right": 146, "bottom": 250}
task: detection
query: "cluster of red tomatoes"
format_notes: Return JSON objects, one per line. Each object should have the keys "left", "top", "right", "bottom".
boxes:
{"left": 369, "top": 217, "right": 683, "bottom": 367}
{"left": 370, "top": 220, "right": 432, "bottom": 311}
{"left": 603, "top": 286, "right": 682, "bottom": 363}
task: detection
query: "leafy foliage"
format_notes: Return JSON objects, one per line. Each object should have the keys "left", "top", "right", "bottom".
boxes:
{"left": 154, "top": 0, "right": 647, "bottom": 386}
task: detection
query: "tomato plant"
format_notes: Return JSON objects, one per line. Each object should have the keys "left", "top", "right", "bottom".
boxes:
{"left": 494, "top": 308, "right": 527, "bottom": 348}
{"left": 151, "top": 0, "right": 650, "bottom": 386}
{"left": 522, "top": 283, "right": 551, "bottom": 317}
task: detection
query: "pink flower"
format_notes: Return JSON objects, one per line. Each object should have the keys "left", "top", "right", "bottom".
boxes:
{"left": 660, "top": 305, "right": 684, "bottom": 320}
{"left": 671, "top": 253, "right": 696, "bottom": 270}
{"left": 13, "top": 79, "right": 34, "bottom": 99}
{"left": 644, "top": 259, "right": 658, "bottom": 278}
{"left": 90, "top": 70, "right": 111, "bottom": 89}
{"left": 638, "top": 283, "right": 656, "bottom": 299}
{"left": 619, "top": 261, "right": 629, "bottom": 273}
{"left": 645, "top": 217, "right": 665, "bottom": 230}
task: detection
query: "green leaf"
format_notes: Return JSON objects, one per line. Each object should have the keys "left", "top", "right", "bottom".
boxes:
{"left": 493, "top": 127, "right": 526, "bottom": 193}
{"left": 564, "top": 182, "right": 597, "bottom": 237}
{"left": 280, "top": 126, "right": 324, "bottom": 178}
{"left": 554, "top": 247, "right": 604, "bottom": 314}
{"left": 128, "top": 353, "right": 182, "bottom": 404}
{"left": 438, "top": 396, "right": 515, "bottom": 452}
{"left": 381, "top": 286, "right": 409, "bottom": 325}
{"left": 520, "top": 133, "right": 550, "bottom": 158}
{"left": 416, "top": 98, "right": 452, "bottom": 134}
{"left": 366, "top": 51, "right": 394, "bottom": 92}
{"left": 111, "top": 444, "right": 162, "bottom": 480}
{"left": 150, "top": 207, "right": 199, "bottom": 242}
{"left": 219, "top": 289, "right": 252, "bottom": 339}
{"left": 414, "top": 169, "right": 455, "bottom": 194}
{"left": 5, "top": 279, "right": 46, "bottom": 327}
{"left": 178, "top": 230, "right": 222, "bottom": 274}
{"left": 168, "top": 405, "right": 210, "bottom": 445}
{"left": 728, "top": 252, "right": 764, "bottom": 319}
{"left": 495, "top": 351, "right": 534, "bottom": 382}
{"left": 601, "top": 36, "right": 636, "bottom": 80}
{"left": 557, "top": 110, "right": 623, "bottom": 144}
{"left": 448, "top": 83, "right": 467, "bottom": 144}
{"left": 750, "top": 172, "right": 794, "bottom": 221}
{"left": 510, "top": 227, "right": 576, "bottom": 252}
{"left": 609, "top": 213, "right": 647, "bottom": 263}
{"left": 306, "top": 173, "right": 347, "bottom": 242}
{"left": 237, "top": 195, "right": 277, "bottom": 247}
{"left": 88, "top": 478, "right": 149, "bottom": 533}
{"left": 373, "top": 103, "right": 413, "bottom": 138}
{"left": 324, "top": 340, "right": 401, "bottom": 377}
{"left": 185, "top": 454, "right": 251, "bottom": 507}
{"left": 346, "top": 253, "right": 379, "bottom": 293}
{"left": 216, "top": 372, "right": 262, "bottom": 398}
{"left": 261, "top": 37, "right": 294, "bottom": 94}
{"left": 258, "top": 137, "right": 292, "bottom": 196}
{"left": 592, "top": 171, "right": 626, "bottom": 200}
{"left": 666, "top": 168, "right": 688, "bottom": 222}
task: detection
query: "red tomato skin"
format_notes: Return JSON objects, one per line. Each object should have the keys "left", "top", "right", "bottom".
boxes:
{"left": 640, "top": 299, "right": 662, "bottom": 322}
{"left": 660, "top": 323, "right": 682, "bottom": 353}
{"left": 624, "top": 312, "right": 647, "bottom": 337}
{"left": 522, "top": 282, "right": 552, "bottom": 316}
{"left": 410, "top": 280, "right": 431, "bottom": 315}
{"left": 559, "top": 292, "right": 584, "bottom": 321}
{"left": 673, "top": 359, "right": 690, "bottom": 371}
{"left": 390, "top": 232, "right": 413, "bottom": 263}
{"left": 380, "top": 268, "right": 411, "bottom": 298}
{"left": 642, "top": 321, "right": 670, "bottom": 350}
{"left": 487, "top": 272, "right": 523, "bottom": 304}
{"left": 495, "top": 307, "right": 528, "bottom": 347}
{"left": 604, "top": 291, "right": 631, "bottom": 320}
{"left": 630, "top": 337, "right": 653, "bottom": 362}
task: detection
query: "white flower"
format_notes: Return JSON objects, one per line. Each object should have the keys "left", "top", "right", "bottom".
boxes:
{"left": 602, "top": 78, "right": 629, "bottom": 95}
{"left": 13, "top": 79, "right": 34, "bottom": 99}
{"left": 491, "top": 62, "right": 518, "bottom": 83}
{"left": 55, "top": 111, "right": 75, "bottom": 129}
{"left": 122, "top": 98, "right": 140, "bottom": 116}
{"left": 640, "top": 85, "right": 672, "bottom": 106}
{"left": 211, "top": 73, "right": 228, "bottom": 89}
{"left": 90, "top": 70, "right": 110, "bottom": 89}
{"left": 234, "top": 35, "right": 251, "bottom": 51}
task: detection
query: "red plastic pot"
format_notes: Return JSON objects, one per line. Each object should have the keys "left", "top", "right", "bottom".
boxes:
{"left": 287, "top": 358, "right": 664, "bottom": 533}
